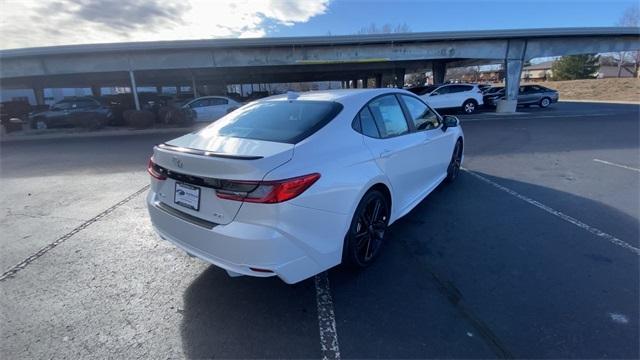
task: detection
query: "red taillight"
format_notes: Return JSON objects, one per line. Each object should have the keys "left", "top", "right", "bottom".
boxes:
{"left": 216, "top": 173, "right": 320, "bottom": 204}
{"left": 147, "top": 158, "right": 166, "bottom": 180}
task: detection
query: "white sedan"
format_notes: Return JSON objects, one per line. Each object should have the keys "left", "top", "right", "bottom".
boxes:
{"left": 182, "top": 96, "right": 240, "bottom": 122}
{"left": 147, "top": 89, "right": 464, "bottom": 283}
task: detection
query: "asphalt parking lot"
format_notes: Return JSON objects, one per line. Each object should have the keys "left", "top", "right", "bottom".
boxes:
{"left": 1, "top": 102, "right": 638, "bottom": 359}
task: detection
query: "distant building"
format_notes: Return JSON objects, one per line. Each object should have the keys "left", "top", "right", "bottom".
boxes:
{"left": 521, "top": 58, "right": 638, "bottom": 81}
{"left": 522, "top": 61, "right": 554, "bottom": 82}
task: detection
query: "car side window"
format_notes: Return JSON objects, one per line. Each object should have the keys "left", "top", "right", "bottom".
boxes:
{"left": 433, "top": 86, "right": 450, "bottom": 95}
{"left": 189, "top": 100, "right": 204, "bottom": 108}
{"left": 359, "top": 107, "right": 380, "bottom": 138}
{"left": 209, "top": 98, "right": 228, "bottom": 106}
{"left": 367, "top": 95, "right": 409, "bottom": 138}
{"left": 400, "top": 95, "right": 440, "bottom": 131}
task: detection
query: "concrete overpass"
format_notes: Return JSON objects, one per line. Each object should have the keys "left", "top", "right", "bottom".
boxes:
{"left": 1, "top": 27, "right": 639, "bottom": 112}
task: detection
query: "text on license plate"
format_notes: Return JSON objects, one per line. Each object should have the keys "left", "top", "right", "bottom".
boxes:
{"left": 174, "top": 182, "right": 200, "bottom": 211}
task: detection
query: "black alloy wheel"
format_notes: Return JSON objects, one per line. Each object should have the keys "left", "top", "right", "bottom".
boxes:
{"left": 345, "top": 190, "right": 390, "bottom": 267}
{"left": 446, "top": 140, "right": 463, "bottom": 183}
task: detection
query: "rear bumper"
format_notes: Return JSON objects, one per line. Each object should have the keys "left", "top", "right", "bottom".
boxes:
{"left": 146, "top": 190, "right": 347, "bottom": 284}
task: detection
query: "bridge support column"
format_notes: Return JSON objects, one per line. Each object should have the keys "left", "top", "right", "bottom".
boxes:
{"left": 496, "top": 39, "right": 527, "bottom": 113}
{"left": 32, "top": 86, "right": 45, "bottom": 105}
{"left": 375, "top": 74, "right": 383, "bottom": 88}
{"left": 432, "top": 61, "right": 446, "bottom": 84}
{"left": 362, "top": 78, "right": 368, "bottom": 88}
{"left": 128, "top": 70, "right": 141, "bottom": 111}
{"left": 90, "top": 85, "right": 101, "bottom": 97}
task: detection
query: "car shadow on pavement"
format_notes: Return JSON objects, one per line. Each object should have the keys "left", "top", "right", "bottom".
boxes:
{"left": 378, "top": 172, "right": 639, "bottom": 358}
{"left": 179, "top": 266, "right": 320, "bottom": 359}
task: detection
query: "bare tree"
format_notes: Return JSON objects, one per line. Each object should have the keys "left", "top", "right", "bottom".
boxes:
{"left": 616, "top": 4, "right": 639, "bottom": 77}
{"left": 357, "top": 23, "right": 411, "bottom": 34}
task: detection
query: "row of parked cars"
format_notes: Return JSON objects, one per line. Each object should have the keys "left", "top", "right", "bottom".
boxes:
{"left": 406, "top": 83, "right": 559, "bottom": 114}
{"left": 2, "top": 84, "right": 559, "bottom": 132}
{"left": 1, "top": 93, "right": 244, "bottom": 132}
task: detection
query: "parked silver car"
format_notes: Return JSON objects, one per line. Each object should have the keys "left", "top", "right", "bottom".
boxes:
{"left": 484, "top": 85, "right": 559, "bottom": 108}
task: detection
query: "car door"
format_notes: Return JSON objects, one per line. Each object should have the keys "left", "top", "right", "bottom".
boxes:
{"left": 425, "top": 85, "right": 450, "bottom": 109}
{"left": 358, "top": 94, "right": 429, "bottom": 212}
{"left": 398, "top": 94, "right": 454, "bottom": 184}
{"left": 188, "top": 99, "right": 211, "bottom": 122}
{"left": 207, "top": 97, "right": 230, "bottom": 120}
{"left": 518, "top": 86, "right": 538, "bottom": 105}
{"left": 48, "top": 101, "right": 73, "bottom": 127}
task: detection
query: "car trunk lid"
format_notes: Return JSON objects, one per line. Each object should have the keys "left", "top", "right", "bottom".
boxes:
{"left": 152, "top": 133, "right": 293, "bottom": 225}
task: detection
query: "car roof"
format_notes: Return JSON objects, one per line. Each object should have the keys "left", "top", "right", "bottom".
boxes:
{"left": 262, "top": 88, "right": 412, "bottom": 103}
{"left": 191, "top": 95, "right": 232, "bottom": 100}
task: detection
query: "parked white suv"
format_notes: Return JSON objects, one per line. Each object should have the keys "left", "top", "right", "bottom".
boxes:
{"left": 182, "top": 96, "right": 240, "bottom": 122}
{"left": 409, "top": 84, "right": 484, "bottom": 114}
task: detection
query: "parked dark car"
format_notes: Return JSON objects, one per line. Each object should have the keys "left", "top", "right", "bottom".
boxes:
{"left": 483, "top": 86, "right": 504, "bottom": 106}
{"left": 483, "top": 85, "right": 559, "bottom": 108}
{"left": 478, "top": 84, "right": 493, "bottom": 93}
{"left": 100, "top": 93, "right": 172, "bottom": 125}
{"left": 1, "top": 100, "right": 31, "bottom": 133}
{"left": 29, "top": 97, "right": 113, "bottom": 129}
{"left": 517, "top": 85, "right": 559, "bottom": 107}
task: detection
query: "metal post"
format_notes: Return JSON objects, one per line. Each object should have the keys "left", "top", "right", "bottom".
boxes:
{"left": 32, "top": 86, "right": 45, "bottom": 105}
{"left": 156, "top": 86, "right": 162, "bottom": 94}
{"left": 362, "top": 78, "right": 368, "bottom": 88}
{"left": 375, "top": 74, "right": 383, "bottom": 88}
{"left": 191, "top": 74, "right": 198, "bottom": 99}
{"left": 128, "top": 70, "right": 140, "bottom": 111}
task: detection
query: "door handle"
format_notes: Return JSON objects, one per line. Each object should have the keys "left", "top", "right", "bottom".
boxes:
{"left": 380, "top": 149, "right": 392, "bottom": 158}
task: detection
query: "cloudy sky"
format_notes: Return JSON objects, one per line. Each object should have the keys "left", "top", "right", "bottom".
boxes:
{"left": 0, "top": 0, "right": 637, "bottom": 50}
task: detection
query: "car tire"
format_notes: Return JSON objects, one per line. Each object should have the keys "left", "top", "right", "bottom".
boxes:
{"left": 343, "top": 190, "right": 390, "bottom": 268}
{"left": 539, "top": 97, "right": 551, "bottom": 108}
{"left": 461, "top": 100, "right": 477, "bottom": 114}
{"left": 445, "top": 139, "right": 463, "bottom": 183}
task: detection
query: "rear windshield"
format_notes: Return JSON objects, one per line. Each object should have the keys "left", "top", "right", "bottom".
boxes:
{"left": 198, "top": 100, "right": 343, "bottom": 144}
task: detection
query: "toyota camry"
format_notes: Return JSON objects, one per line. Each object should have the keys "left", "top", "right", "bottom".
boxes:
{"left": 147, "top": 89, "right": 464, "bottom": 284}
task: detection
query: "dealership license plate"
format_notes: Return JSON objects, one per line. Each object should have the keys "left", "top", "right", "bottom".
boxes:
{"left": 174, "top": 183, "right": 201, "bottom": 211}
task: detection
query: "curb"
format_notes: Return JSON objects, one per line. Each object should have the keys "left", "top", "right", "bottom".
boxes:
{"left": 1, "top": 126, "right": 197, "bottom": 143}
{"left": 559, "top": 99, "right": 640, "bottom": 105}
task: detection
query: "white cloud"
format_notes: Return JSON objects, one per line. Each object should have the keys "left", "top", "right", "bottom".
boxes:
{"left": 0, "top": 0, "right": 330, "bottom": 49}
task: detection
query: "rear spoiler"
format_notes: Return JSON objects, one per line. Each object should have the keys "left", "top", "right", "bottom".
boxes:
{"left": 156, "top": 143, "right": 264, "bottom": 160}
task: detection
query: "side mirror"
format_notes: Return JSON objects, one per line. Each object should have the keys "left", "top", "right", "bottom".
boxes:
{"left": 430, "top": 92, "right": 439, "bottom": 96}
{"left": 442, "top": 115, "right": 459, "bottom": 129}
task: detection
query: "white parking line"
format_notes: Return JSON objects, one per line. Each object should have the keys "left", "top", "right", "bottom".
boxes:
{"left": 463, "top": 169, "right": 640, "bottom": 256}
{"left": 315, "top": 272, "right": 341, "bottom": 360}
{"left": 593, "top": 159, "right": 640, "bottom": 173}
